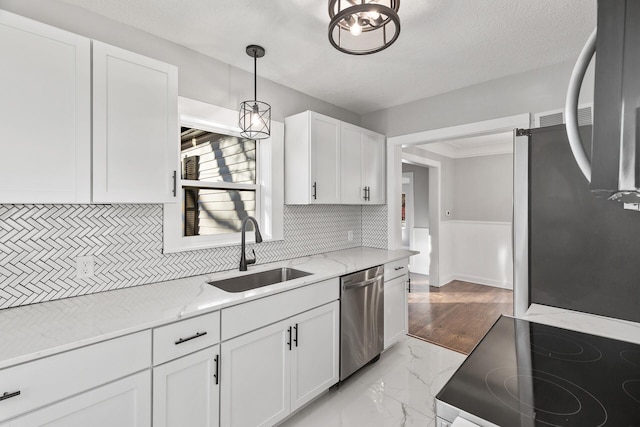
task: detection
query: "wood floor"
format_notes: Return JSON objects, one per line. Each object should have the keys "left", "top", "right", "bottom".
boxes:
{"left": 408, "top": 275, "right": 513, "bottom": 354}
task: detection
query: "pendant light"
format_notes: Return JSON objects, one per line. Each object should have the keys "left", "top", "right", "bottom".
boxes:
{"left": 239, "top": 45, "right": 271, "bottom": 140}
{"left": 328, "top": 0, "right": 401, "bottom": 55}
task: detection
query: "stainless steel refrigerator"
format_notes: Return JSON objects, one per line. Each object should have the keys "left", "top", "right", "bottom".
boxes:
{"left": 513, "top": 124, "right": 640, "bottom": 324}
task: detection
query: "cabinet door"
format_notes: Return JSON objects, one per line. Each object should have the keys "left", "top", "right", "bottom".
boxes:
{"left": 310, "top": 113, "right": 341, "bottom": 204}
{"left": 291, "top": 301, "right": 340, "bottom": 411}
{"left": 384, "top": 276, "right": 408, "bottom": 349}
{"left": 153, "top": 346, "right": 219, "bottom": 427}
{"left": 220, "top": 320, "right": 291, "bottom": 427}
{"left": 362, "top": 131, "right": 386, "bottom": 204}
{"left": 93, "top": 41, "right": 179, "bottom": 203}
{"left": 340, "top": 124, "right": 364, "bottom": 204}
{"left": 0, "top": 11, "right": 91, "bottom": 203}
{"left": 9, "top": 371, "right": 151, "bottom": 427}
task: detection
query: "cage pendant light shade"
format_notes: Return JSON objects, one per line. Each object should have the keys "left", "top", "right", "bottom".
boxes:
{"left": 328, "top": 0, "right": 400, "bottom": 55}
{"left": 239, "top": 45, "right": 271, "bottom": 140}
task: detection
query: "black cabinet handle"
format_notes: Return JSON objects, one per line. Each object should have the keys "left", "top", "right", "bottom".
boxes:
{"left": 172, "top": 170, "right": 177, "bottom": 197}
{"left": 312, "top": 182, "right": 317, "bottom": 200}
{"left": 0, "top": 391, "right": 20, "bottom": 402}
{"left": 293, "top": 323, "right": 298, "bottom": 347}
{"left": 174, "top": 331, "right": 207, "bottom": 345}
{"left": 213, "top": 355, "right": 219, "bottom": 385}
{"left": 287, "top": 326, "right": 292, "bottom": 351}
{"left": 394, "top": 266, "right": 405, "bottom": 271}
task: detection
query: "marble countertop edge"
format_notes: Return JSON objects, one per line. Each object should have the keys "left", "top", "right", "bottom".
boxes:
{"left": 0, "top": 247, "right": 416, "bottom": 370}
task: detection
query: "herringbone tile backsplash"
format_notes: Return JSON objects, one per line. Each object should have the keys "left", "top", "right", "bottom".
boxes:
{"left": 0, "top": 204, "right": 387, "bottom": 309}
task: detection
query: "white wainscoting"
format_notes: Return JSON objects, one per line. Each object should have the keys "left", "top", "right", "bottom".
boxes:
{"left": 436, "top": 220, "right": 513, "bottom": 289}
{"left": 409, "top": 227, "right": 430, "bottom": 275}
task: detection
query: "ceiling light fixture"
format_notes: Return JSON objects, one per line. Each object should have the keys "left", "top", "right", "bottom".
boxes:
{"left": 239, "top": 45, "right": 271, "bottom": 140}
{"left": 328, "top": 0, "right": 400, "bottom": 55}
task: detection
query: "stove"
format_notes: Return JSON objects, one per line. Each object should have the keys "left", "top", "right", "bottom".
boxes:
{"left": 435, "top": 316, "right": 640, "bottom": 426}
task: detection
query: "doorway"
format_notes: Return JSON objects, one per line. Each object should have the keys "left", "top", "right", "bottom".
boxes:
{"left": 402, "top": 165, "right": 431, "bottom": 281}
{"left": 387, "top": 114, "right": 530, "bottom": 353}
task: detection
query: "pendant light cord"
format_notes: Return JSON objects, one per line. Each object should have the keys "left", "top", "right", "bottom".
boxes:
{"left": 253, "top": 52, "right": 257, "bottom": 103}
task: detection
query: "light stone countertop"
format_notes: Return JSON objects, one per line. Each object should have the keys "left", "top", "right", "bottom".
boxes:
{"left": 522, "top": 303, "right": 640, "bottom": 346}
{"left": 0, "top": 247, "right": 415, "bottom": 370}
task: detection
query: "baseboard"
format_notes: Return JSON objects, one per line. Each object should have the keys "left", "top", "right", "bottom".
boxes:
{"left": 453, "top": 274, "right": 513, "bottom": 290}
{"left": 435, "top": 274, "right": 455, "bottom": 287}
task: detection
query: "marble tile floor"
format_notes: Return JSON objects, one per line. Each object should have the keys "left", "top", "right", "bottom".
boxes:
{"left": 280, "top": 336, "right": 467, "bottom": 427}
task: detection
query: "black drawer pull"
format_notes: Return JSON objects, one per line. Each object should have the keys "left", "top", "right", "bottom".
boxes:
{"left": 1, "top": 391, "right": 20, "bottom": 402}
{"left": 394, "top": 266, "right": 405, "bottom": 271}
{"left": 293, "top": 323, "right": 298, "bottom": 347}
{"left": 213, "top": 355, "right": 220, "bottom": 385}
{"left": 174, "top": 331, "right": 207, "bottom": 345}
{"left": 287, "top": 326, "right": 292, "bottom": 351}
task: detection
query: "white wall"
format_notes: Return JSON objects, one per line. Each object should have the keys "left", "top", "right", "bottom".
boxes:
{"left": 438, "top": 221, "right": 512, "bottom": 289}
{"left": 362, "top": 60, "right": 595, "bottom": 137}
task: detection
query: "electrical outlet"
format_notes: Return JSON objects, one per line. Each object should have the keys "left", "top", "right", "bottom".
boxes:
{"left": 347, "top": 230, "right": 354, "bottom": 241}
{"left": 76, "top": 256, "right": 94, "bottom": 279}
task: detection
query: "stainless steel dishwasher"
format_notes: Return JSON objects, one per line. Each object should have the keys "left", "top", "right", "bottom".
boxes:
{"left": 340, "top": 265, "right": 384, "bottom": 381}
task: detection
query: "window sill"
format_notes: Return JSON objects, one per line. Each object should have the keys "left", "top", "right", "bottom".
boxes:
{"left": 162, "top": 237, "right": 284, "bottom": 254}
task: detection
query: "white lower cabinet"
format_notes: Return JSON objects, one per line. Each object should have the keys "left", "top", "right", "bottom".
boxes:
{"left": 6, "top": 370, "right": 151, "bottom": 427}
{"left": 290, "top": 302, "right": 340, "bottom": 411}
{"left": 221, "top": 320, "right": 290, "bottom": 427}
{"left": 384, "top": 259, "right": 409, "bottom": 350}
{"left": 153, "top": 345, "right": 220, "bottom": 427}
{"left": 220, "top": 301, "right": 339, "bottom": 427}
{"left": 384, "top": 276, "right": 408, "bottom": 349}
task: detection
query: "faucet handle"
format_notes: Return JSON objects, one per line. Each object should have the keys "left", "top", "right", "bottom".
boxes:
{"left": 247, "top": 249, "right": 257, "bottom": 265}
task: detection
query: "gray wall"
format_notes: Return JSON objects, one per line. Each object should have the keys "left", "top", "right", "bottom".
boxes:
{"left": 453, "top": 154, "right": 513, "bottom": 222}
{"left": 361, "top": 60, "right": 595, "bottom": 137}
{"left": 0, "top": 0, "right": 360, "bottom": 125}
{"left": 403, "top": 146, "right": 455, "bottom": 222}
{"left": 401, "top": 163, "right": 429, "bottom": 228}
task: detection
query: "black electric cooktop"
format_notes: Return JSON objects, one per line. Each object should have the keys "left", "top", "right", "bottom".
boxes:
{"left": 436, "top": 316, "right": 640, "bottom": 426}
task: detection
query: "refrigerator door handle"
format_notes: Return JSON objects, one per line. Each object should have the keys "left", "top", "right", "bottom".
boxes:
{"left": 565, "top": 28, "right": 596, "bottom": 183}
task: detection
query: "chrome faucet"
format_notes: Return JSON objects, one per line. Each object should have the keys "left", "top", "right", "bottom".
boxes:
{"left": 239, "top": 216, "right": 263, "bottom": 271}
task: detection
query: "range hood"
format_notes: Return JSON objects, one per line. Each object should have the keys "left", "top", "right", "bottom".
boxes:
{"left": 566, "top": 0, "right": 640, "bottom": 204}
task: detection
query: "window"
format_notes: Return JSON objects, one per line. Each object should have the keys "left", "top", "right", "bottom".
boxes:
{"left": 180, "top": 127, "right": 257, "bottom": 236}
{"left": 163, "top": 97, "right": 283, "bottom": 253}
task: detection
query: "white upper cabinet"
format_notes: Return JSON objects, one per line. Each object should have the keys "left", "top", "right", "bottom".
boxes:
{"left": 340, "top": 124, "right": 364, "bottom": 204}
{"left": 285, "top": 111, "right": 341, "bottom": 204}
{"left": 93, "top": 41, "right": 179, "bottom": 203}
{"left": 285, "top": 110, "right": 385, "bottom": 205}
{"left": 340, "top": 123, "right": 386, "bottom": 204}
{"left": 0, "top": 11, "right": 179, "bottom": 205}
{"left": 361, "top": 129, "right": 386, "bottom": 204}
{"left": 0, "top": 11, "right": 91, "bottom": 203}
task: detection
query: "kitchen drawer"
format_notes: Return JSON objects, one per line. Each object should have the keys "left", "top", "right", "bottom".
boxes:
{"left": 384, "top": 258, "right": 409, "bottom": 281}
{"left": 221, "top": 278, "right": 339, "bottom": 341}
{"left": 153, "top": 310, "right": 220, "bottom": 366}
{"left": 0, "top": 331, "right": 150, "bottom": 423}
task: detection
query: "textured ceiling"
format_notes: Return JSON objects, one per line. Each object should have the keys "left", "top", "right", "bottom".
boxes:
{"left": 58, "top": 0, "right": 597, "bottom": 115}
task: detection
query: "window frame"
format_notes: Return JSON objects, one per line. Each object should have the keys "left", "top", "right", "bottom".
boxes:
{"left": 163, "top": 97, "right": 283, "bottom": 253}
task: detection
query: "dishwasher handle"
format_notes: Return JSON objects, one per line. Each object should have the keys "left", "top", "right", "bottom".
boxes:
{"left": 342, "top": 274, "right": 384, "bottom": 290}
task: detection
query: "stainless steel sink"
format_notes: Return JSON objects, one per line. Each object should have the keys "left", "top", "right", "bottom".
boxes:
{"left": 208, "top": 268, "right": 312, "bottom": 293}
